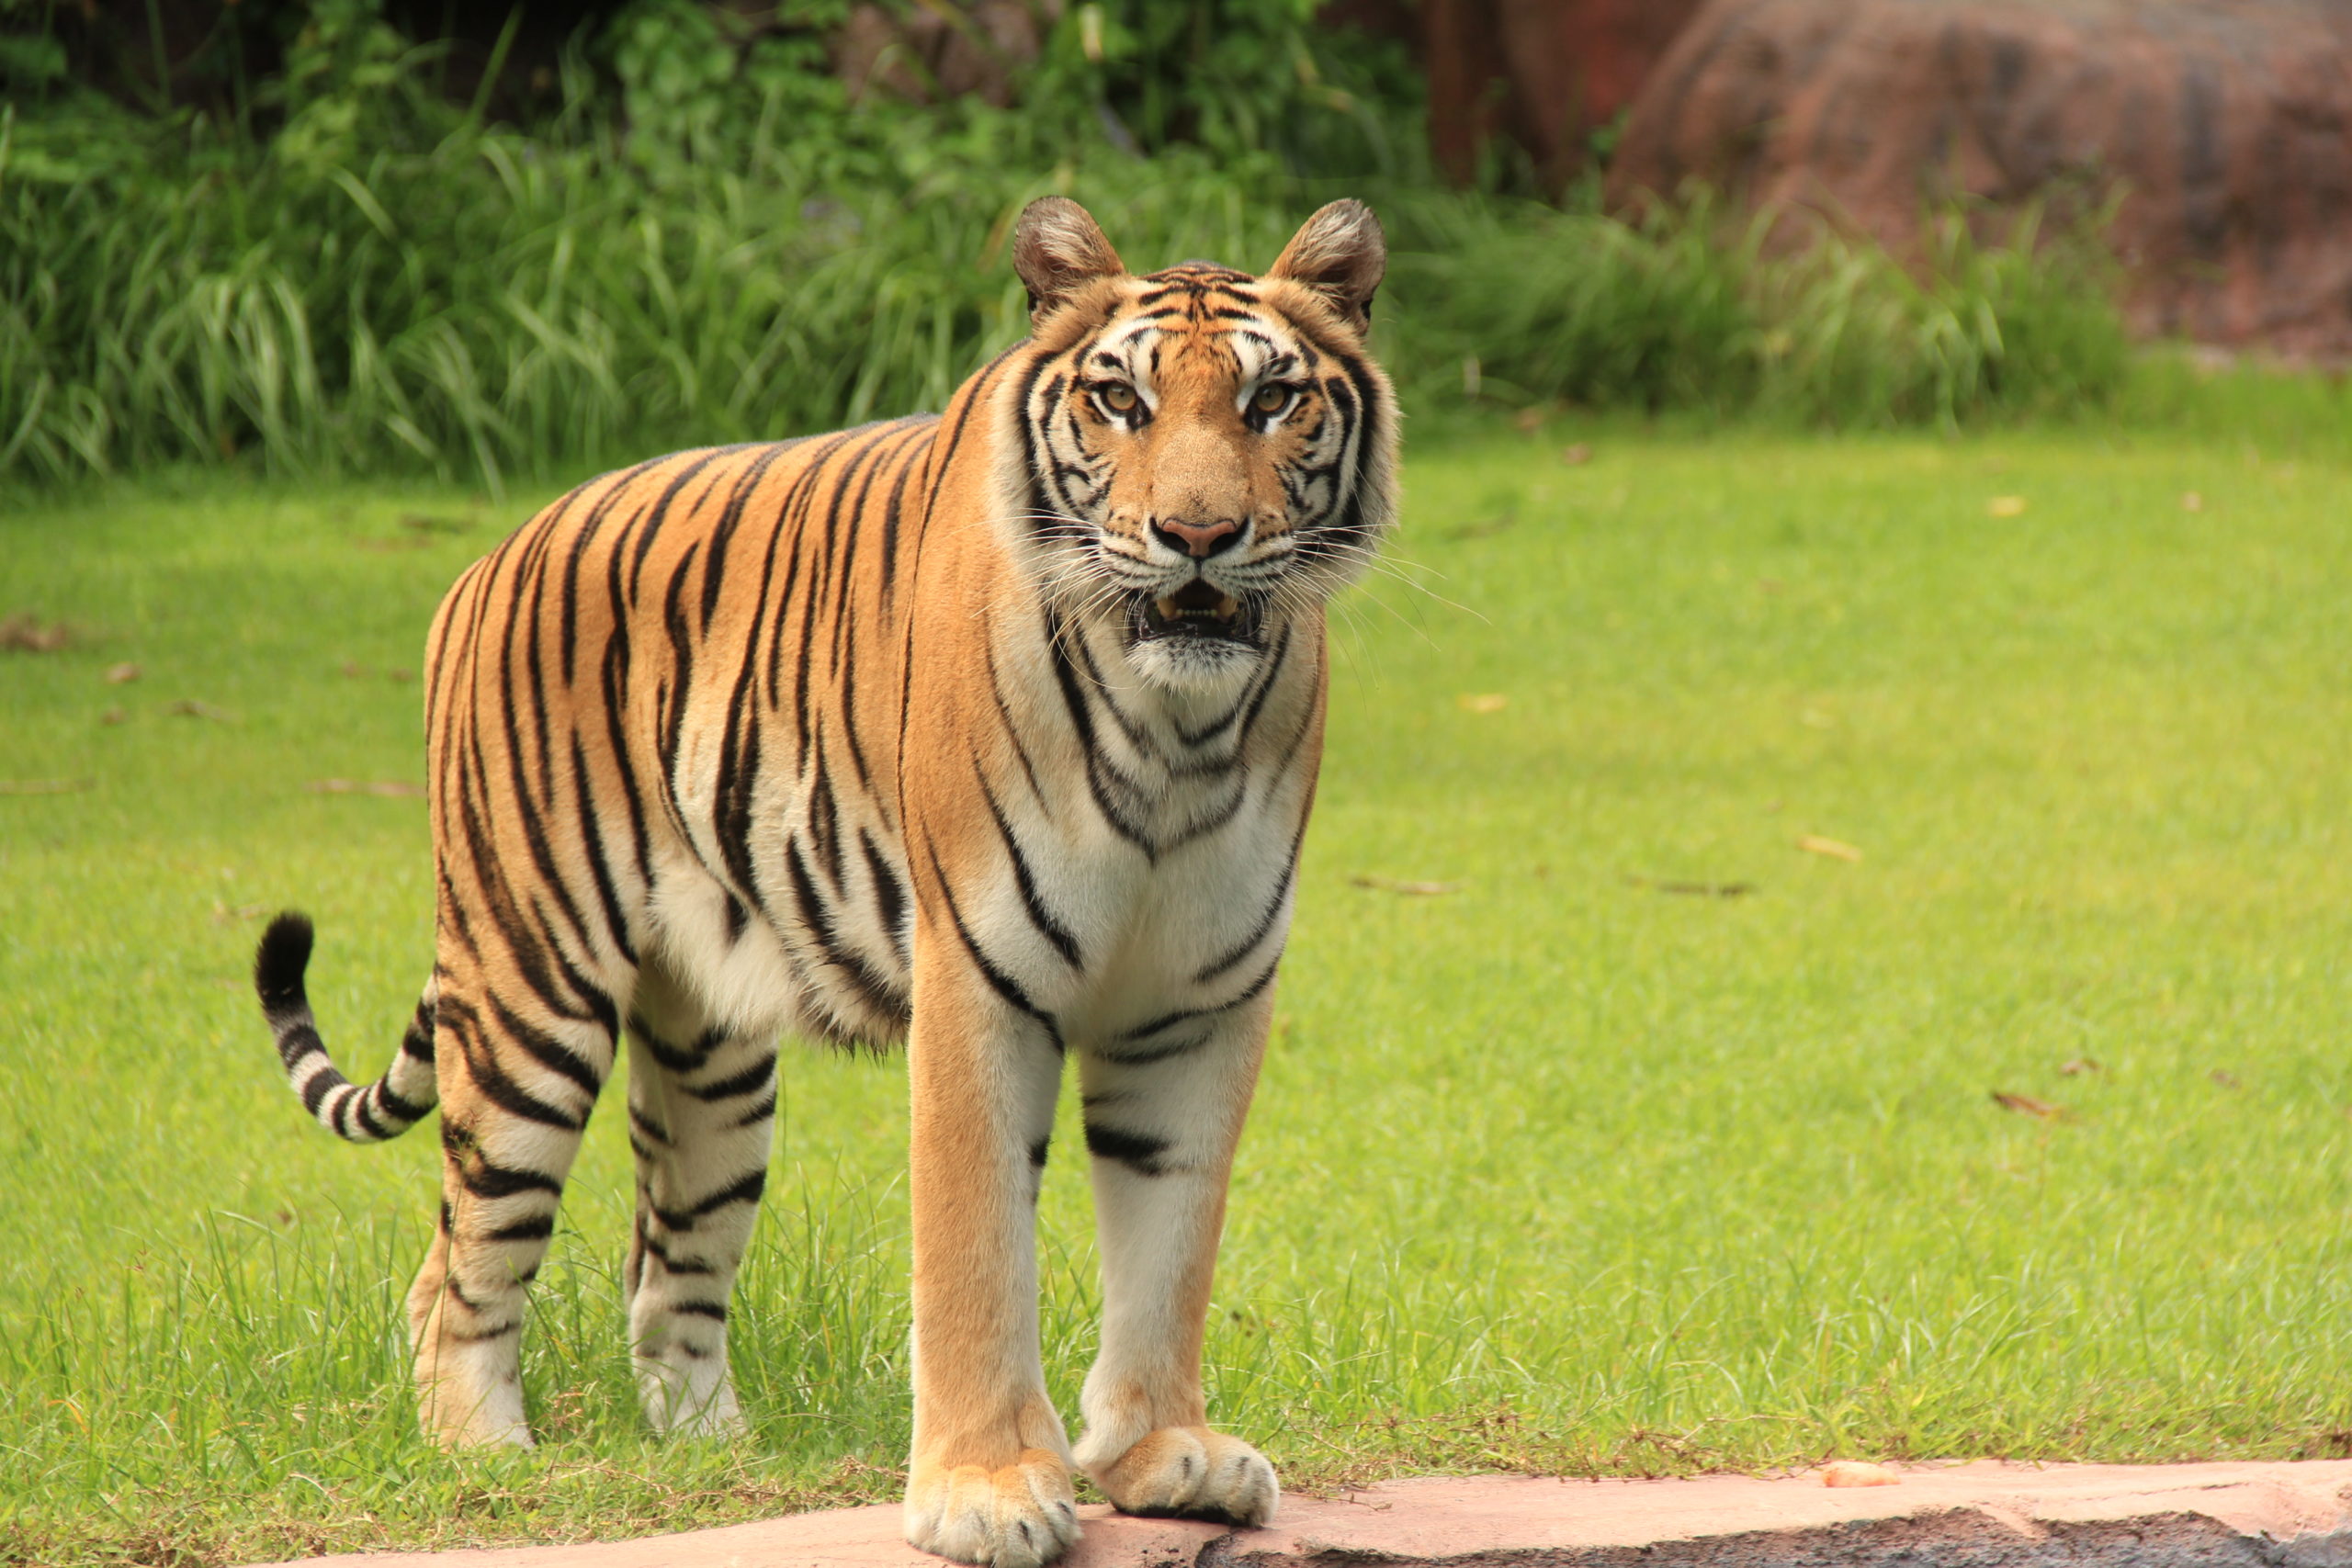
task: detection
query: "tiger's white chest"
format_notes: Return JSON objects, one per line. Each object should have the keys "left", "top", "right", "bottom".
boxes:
{"left": 963, "top": 617, "right": 1320, "bottom": 1049}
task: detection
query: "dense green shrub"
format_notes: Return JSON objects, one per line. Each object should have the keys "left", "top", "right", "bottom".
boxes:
{"left": 0, "top": 0, "right": 2132, "bottom": 493}
{"left": 1397, "top": 192, "right": 2132, "bottom": 428}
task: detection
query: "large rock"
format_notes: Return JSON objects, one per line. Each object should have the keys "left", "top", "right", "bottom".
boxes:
{"left": 1609, "top": 0, "right": 2352, "bottom": 355}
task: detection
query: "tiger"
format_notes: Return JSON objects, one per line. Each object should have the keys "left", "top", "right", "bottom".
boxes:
{"left": 252, "top": 195, "right": 1396, "bottom": 1567}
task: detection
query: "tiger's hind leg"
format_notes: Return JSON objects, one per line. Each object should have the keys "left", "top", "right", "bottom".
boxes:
{"left": 621, "top": 958, "right": 776, "bottom": 1438}
{"left": 410, "top": 962, "right": 622, "bottom": 1448}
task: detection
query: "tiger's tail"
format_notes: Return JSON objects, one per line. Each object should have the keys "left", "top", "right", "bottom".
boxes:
{"left": 254, "top": 912, "right": 439, "bottom": 1144}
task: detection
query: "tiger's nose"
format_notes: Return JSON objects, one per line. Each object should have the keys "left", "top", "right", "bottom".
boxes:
{"left": 1149, "top": 517, "right": 1244, "bottom": 558}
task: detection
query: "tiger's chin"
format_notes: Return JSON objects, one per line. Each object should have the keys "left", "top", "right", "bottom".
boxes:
{"left": 1124, "top": 584, "right": 1271, "bottom": 694}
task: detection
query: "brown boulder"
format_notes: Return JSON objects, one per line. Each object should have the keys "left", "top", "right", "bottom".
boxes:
{"left": 1608, "top": 0, "right": 2352, "bottom": 355}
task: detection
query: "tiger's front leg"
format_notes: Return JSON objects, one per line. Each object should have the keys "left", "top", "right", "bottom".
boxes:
{"left": 1070, "top": 991, "right": 1277, "bottom": 1526}
{"left": 900, "top": 944, "right": 1080, "bottom": 1568}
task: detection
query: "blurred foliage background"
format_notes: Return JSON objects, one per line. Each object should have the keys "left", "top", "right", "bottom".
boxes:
{"left": 0, "top": 0, "right": 2130, "bottom": 493}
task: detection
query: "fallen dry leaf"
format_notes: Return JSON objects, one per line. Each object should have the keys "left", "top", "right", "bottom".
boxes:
{"left": 1560, "top": 443, "right": 1591, "bottom": 466}
{"left": 100, "top": 707, "right": 127, "bottom": 726}
{"left": 306, "top": 779, "right": 426, "bottom": 798}
{"left": 1986, "top": 495, "right": 2028, "bottom": 517}
{"left": 211, "top": 900, "right": 268, "bottom": 925}
{"left": 2180, "top": 491, "right": 2205, "bottom": 512}
{"left": 1512, "top": 408, "right": 1544, "bottom": 433}
{"left": 1795, "top": 834, "right": 1862, "bottom": 863}
{"left": 0, "top": 613, "right": 71, "bottom": 652}
{"left": 1457, "top": 693, "right": 1508, "bottom": 714}
{"left": 2059, "top": 1057, "right": 2102, "bottom": 1076}
{"left": 164, "top": 699, "right": 235, "bottom": 721}
{"left": 1350, "top": 875, "right": 1460, "bottom": 896}
{"left": 104, "top": 661, "right": 140, "bottom": 684}
{"left": 1992, "top": 1089, "right": 2065, "bottom": 1120}
{"left": 2210, "top": 1068, "right": 2241, "bottom": 1089}
{"left": 1627, "top": 875, "right": 1755, "bottom": 898}
{"left": 1821, "top": 1461, "right": 1903, "bottom": 1488}
{"left": 0, "top": 778, "right": 92, "bottom": 795}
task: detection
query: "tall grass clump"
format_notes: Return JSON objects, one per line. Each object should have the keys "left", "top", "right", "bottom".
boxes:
{"left": 1396, "top": 191, "right": 2131, "bottom": 426}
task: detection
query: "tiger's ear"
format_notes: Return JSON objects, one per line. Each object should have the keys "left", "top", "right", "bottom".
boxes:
{"left": 1267, "top": 199, "right": 1385, "bottom": 332}
{"left": 1012, "top": 197, "right": 1125, "bottom": 319}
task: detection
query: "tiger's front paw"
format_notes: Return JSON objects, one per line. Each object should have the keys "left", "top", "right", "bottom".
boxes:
{"left": 903, "top": 1449, "right": 1081, "bottom": 1568}
{"left": 1084, "top": 1427, "right": 1278, "bottom": 1527}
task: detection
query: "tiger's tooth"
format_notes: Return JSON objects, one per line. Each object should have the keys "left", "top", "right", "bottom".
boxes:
{"left": 1155, "top": 596, "right": 1181, "bottom": 620}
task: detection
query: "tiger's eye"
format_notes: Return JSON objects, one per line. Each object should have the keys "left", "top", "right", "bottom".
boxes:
{"left": 1099, "top": 383, "right": 1138, "bottom": 414}
{"left": 1251, "top": 383, "right": 1290, "bottom": 415}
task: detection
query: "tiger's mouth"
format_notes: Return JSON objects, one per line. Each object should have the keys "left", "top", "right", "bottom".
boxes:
{"left": 1134, "top": 578, "right": 1262, "bottom": 645}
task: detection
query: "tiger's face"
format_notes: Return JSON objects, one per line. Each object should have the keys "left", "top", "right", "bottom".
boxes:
{"left": 1010, "top": 200, "right": 1397, "bottom": 693}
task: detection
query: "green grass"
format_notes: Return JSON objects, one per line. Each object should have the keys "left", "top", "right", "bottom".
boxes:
{"left": 4, "top": 415, "right": 2351, "bottom": 1565}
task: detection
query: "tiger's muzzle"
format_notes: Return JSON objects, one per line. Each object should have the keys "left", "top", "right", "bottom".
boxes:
{"left": 1132, "top": 577, "right": 1265, "bottom": 647}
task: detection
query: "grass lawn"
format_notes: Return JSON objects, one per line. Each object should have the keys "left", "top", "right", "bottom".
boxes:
{"left": 3, "top": 417, "right": 2349, "bottom": 1565}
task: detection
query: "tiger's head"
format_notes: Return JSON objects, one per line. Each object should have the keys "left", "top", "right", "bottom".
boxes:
{"left": 1003, "top": 197, "right": 1399, "bottom": 694}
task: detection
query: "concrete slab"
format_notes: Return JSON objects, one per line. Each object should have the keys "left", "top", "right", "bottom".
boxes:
{"left": 254, "top": 1460, "right": 2352, "bottom": 1567}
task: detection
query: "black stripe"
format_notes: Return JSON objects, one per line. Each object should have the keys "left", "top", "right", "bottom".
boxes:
{"left": 631, "top": 1020, "right": 723, "bottom": 1074}
{"left": 570, "top": 741, "right": 638, "bottom": 966}
{"left": 486, "top": 991, "right": 606, "bottom": 1100}
{"left": 786, "top": 837, "right": 899, "bottom": 1021}
{"left": 1163, "top": 776, "right": 1249, "bottom": 854}
{"left": 876, "top": 425, "right": 930, "bottom": 608}
{"left": 979, "top": 773, "right": 1081, "bottom": 967}
{"left": 1083, "top": 1122, "right": 1171, "bottom": 1176}
{"left": 374, "top": 1085, "right": 433, "bottom": 1122}
{"left": 457, "top": 1156, "right": 565, "bottom": 1201}
{"left": 443, "top": 996, "right": 587, "bottom": 1131}
{"left": 299, "top": 1062, "right": 340, "bottom": 1114}
{"left": 601, "top": 614, "right": 658, "bottom": 894}
{"left": 696, "top": 443, "right": 797, "bottom": 630}
{"left": 401, "top": 999, "right": 437, "bottom": 1062}
{"left": 351, "top": 1094, "right": 395, "bottom": 1140}
{"left": 1196, "top": 813, "right": 1306, "bottom": 994}
{"left": 861, "top": 829, "right": 910, "bottom": 964}
{"left": 639, "top": 1231, "right": 718, "bottom": 1274}
{"left": 652, "top": 1168, "right": 767, "bottom": 1232}
{"left": 982, "top": 635, "right": 1047, "bottom": 804}
{"left": 1100, "top": 953, "right": 1280, "bottom": 1066}
{"left": 279, "top": 1021, "right": 327, "bottom": 1076}
{"left": 1046, "top": 615, "right": 1153, "bottom": 857}
{"left": 685, "top": 1058, "right": 775, "bottom": 1102}
{"left": 922, "top": 840, "right": 1063, "bottom": 1053}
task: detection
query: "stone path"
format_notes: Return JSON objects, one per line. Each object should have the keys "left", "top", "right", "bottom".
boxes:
{"left": 257, "top": 1459, "right": 2352, "bottom": 1566}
